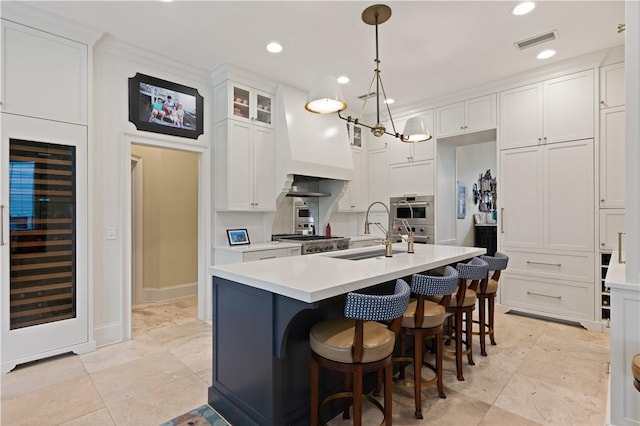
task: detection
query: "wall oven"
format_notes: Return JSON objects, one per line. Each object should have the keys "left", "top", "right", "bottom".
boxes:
{"left": 390, "top": 195, "right": 434, "bottom": 244}
{"left": 294, "top": 201, "right": 315, "bottom": 234}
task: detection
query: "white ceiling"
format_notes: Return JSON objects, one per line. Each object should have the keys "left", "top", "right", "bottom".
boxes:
{"left": 20, "top": 1, "right": 625, "bottom": 116}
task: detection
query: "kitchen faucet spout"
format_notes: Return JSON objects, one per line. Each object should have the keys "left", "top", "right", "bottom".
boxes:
{"left": 364, "top": 201, "right": 393, "bottom": 257}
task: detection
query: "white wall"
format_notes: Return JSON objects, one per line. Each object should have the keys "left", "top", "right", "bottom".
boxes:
{"left": 455, "top": 141, "right": 497, "bottom": 246}
{"left": 92, "top": 36, "right": 212, "bottom": 347}
{"left": 436, "top": 143, "right": 456, "bottom": 244}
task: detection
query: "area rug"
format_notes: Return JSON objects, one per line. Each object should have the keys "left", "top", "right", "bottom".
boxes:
{"left": 160, "top": 404, "right": 229, "bottom": 426}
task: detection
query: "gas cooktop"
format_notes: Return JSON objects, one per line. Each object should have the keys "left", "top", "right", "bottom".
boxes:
{"left": 272, "top": 234, "right": 350, "bottom": 254}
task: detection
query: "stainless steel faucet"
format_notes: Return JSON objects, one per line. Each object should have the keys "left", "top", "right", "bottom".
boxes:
{"left": 394, "top": 200, "right": 415, "bottom": 253}
{"left": 364, "top": 201, "right": 393, "bottom": 257}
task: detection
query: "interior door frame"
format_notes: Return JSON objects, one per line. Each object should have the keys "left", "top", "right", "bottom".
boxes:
{"left": 122, "top": 133, "right": 211, "bottom": 340}
{"left": 130, "top": 154, "right": 143, "bottom": 305}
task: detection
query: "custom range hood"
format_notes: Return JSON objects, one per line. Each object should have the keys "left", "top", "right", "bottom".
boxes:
{"left": 275, "top": 83, "right": 354, "bottom": 182}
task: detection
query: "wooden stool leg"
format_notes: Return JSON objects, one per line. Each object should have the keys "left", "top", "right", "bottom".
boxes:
{"left": 353, "top": 366, "right": 363, "bottom": 426}
{"left": 479, "top": 296, "right": 487, "bottom": 356}
{"left": 385, "top": 362, "right": 393, "bottom": 426}
{"left": 311, "top": 356, "right": 319, "bottom": 426}
{"left": 399, "top": 332, "right": 407, "bottom": 380}
{"left": 343, "top": 372, "right": 351, "bottom": 419}
{"left": 489, "top": 294, "right": 497, "bottom": 345}
{"left": 414, "top": 330, "right": 423, "bottom": 419}
{"left": 466, "top": 309, "right": 475, "bottom": 366}
{"left": 436, "top": 329, "right": 446, "bottom": 399}
{"left": 455, "top": 311, "right": 464, "bottom": 381}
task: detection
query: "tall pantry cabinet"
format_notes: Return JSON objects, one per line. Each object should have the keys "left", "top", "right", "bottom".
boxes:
{"left": 1, "top": 15, "right": 96, "bottom": 373}
{"left": 498, "top": 69, "right": 598, "bottom": 327}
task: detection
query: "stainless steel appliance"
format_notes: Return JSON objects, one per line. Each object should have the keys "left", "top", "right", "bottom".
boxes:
{"left": 293, "top": 201, "right": 314, "bottom": 234}
{"left": 390, "top": 195, "right": 434, "bottom": 244}
{"left": 272, "top": 234, "right": 350, "bottom": 254}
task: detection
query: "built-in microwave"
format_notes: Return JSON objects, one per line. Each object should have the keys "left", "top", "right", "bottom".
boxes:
{"left": 390, "top": 195, "right": 434, "bottom": 243}
{"left": 294, "top": 202, "right": 315, "bottom": 234}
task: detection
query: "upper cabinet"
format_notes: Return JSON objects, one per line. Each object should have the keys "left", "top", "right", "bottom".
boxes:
{"left": 1, "top": 20, "right": 88, "bottom": 125}
{"left": 388, "top": 111, "right": 434, "bottom": 164}
{"left": 436, "top": 94, "right": 496, "bottom": 138}
{"left": 599, "top": 62, "right": 625, "bottom": 109}
{"left": 338, "top": 148, "right": 367, "bottom": 212}
{"left": 500, "top": 69, "right": 594, "bottom": 150}
{"left": 214, "top": 80, "right": 274, "bottom": 128}
{"left": 599, "top": 106, "right": 625, "bottom": 208}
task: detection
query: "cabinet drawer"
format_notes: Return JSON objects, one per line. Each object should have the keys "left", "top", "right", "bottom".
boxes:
{"left": 502, "top": 250, "right": 594, "bottom": 282}
{"left": 502, "top": 274, "right": 594, "bottom": 320}
{"left": 243, "top": 247, "right": 300, "bottom": 262}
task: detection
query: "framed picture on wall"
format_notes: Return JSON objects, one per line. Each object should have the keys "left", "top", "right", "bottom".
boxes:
{"left": 226, "top": 229, "right": 250, "bottom": 246}
{"left": 128, "top": 73, "right": 204, "bottom": 139}
{"left": 457, "top": 181, "right": 466, "bottom": 219}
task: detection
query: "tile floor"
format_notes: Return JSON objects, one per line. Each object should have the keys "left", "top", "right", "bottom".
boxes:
{"left": 0, "top": 296, "right": 610, "bottom": 425}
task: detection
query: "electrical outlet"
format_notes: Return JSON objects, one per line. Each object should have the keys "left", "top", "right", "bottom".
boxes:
{"left": 106, "top": 226, "right": 117, "bottom": 240}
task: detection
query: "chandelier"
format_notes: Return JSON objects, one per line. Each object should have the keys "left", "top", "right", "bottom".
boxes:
{"left": 305, "top": 4, "right": 431, "bottom": 143}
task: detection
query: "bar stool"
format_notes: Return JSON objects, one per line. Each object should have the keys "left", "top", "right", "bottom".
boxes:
{"left": 477, "top": 252, "right": 509, "bottom": 356}
{"left": 396, "top": 266, "right": 459, "bottom": 419}
{"left": 633, "top": 354, "right": 640, "bottom": 392}
{"left": 439, "top": 257, "right": 488, "bottom": 381}
{"left": 310, "top": 280, "right": 410, "bottom": 426}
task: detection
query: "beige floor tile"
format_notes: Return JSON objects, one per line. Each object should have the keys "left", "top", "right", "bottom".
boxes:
{"left": 90, "top": 351, "right": 193, "bottom": 403}
{"left": 408, "top": 387, "right": 492, "bottom": 425}
{"left": 494, "top": 372, "right": 607, "bottom": 425}
{"left": 197, "top": 368, "right": 212, "bottom": 387}
{"left": 1, "top": 353, "right": 87, "bottom": 399}
{"left": 79, "top": 334, "right": 164, "bottom": 374}
{"left": 59, "top": 408, "right": 115, "bottom": 426}
{"left": 1, "top": 375, "right": 103, "bottom": 426}
{"left": 478, "top": 405, "right": 542, "bottom": 425}
{"left": 105, "top": 374, "right": 210, "bottom": 426}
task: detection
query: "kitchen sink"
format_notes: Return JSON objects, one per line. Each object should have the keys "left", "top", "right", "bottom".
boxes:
{"left": 333, "top": 249, "right": 405, "bottom": 260}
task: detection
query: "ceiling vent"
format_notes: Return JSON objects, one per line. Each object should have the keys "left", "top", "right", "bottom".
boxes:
{"left": 357, "top": 91, "right": 377, "bottom": 100}
{"left": 514, "top": 30, "right": 558, "bottom": 50}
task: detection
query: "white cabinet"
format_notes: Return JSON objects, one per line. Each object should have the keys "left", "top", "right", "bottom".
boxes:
{"left": 214, "top": 80, "right": 273, "bottom": 128}
{"left": 1, "top": 20, "right": 88, "bottom": 125}
{"left": 214, "top": 120, "right": 276, "bottom": 211}
{"left": 368, "top": 148, "right": 389, "bottom": 206}
{"left": 388, "top": 111, "right": 434, "bottom": 164}
{"left": 500, "top": 139, "right": 594, "bottom": 252}
{"left": 599, "top": 106, "right": 625, "bottom": 208}
{"left": 499, "top": 70, "right": 594, "bottom": 150}
{"left": 599, "top": 209, "right": 625, "bottom": 251}
{"left": 389, "top": 160, "right": 434, "bottom": 197}
{"left": 338, "top": 148, "right": 367, "bottom": 212}
{"left": 436, "top": 94, "right": 496, "bottom": 138}
{"left": 599, "top": 62, "right": 625, "bottom": 109}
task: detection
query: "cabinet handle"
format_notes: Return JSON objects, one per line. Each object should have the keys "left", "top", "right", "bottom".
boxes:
{"left": 618, "top": 232, "right": 625, "bottom": 264}
{"left": 500, "top": 208, "right": 504, "bottom": 234}
{"left": 0, "top": 205, "right": 5, "bottom": 246}
{"left": 259, "top": 256, "right": 277, "bottom": 260}
{"left": 526, "top": 260, "right": 562, "bottom": 267}
{"left": 527, "top": 291, "right": 562, "bottom": 300}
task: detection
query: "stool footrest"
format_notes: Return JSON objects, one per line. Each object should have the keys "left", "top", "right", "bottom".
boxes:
{"left": 319, "top": 392, "right": 386, "bottom": 426}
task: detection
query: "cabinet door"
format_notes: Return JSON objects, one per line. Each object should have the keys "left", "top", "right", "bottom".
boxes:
{"left": 389, "top": 160, "right": 434, "bottom": 197}
{"left": 388, "top": 117, "right": 412, "bottom": 164}
{"left": 252, "top": 126, "right": 276, "bottom": 211}
{"left": 465, "top": 94, "right": 496, "bottom": 133}
{"left": 253, "top": 89, "right": 274, "bottom": 128}
{"left": 544, "top": 139, "right": 594, "bottom": 252}
{"left": 599, "top": 106, "right": 625, "bottom": 208}
{"left": 499, "top": 83, "right": 543, "bottom": 150}
{"left": 599, "top": 62, "right": 625, "bottom": 109}
{"left": 411, "top": 111, "right": 435, "bottom": 161}
{"left": 368, "top": 149, "right": 389, "bottom": 208}
{"left": 1, "top": 114, "right": 88, "bottom": 366}
{"left": 436, "top": 102, "right": 464, "bottom": 138}
{"left": 1, "top": 20, "right": 88, "bottom": 125}
{"left": 599, "top": 209, "right": 625, "bottom": 251}
{"left": 499, "top": 146, "right": 543, "bottom": 249}
{"left": 227, "top": 120, "right": 254, "bottom": 210}
{"left": 339, "top": 149, "right": 366, "bottom": 211}
{"left": 544, "top": 70, "right": 594, "bottom": 144}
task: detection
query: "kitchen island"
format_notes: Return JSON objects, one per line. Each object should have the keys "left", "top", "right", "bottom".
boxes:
{"left": 208, "top": 243, "right": 485, "bottom": 425}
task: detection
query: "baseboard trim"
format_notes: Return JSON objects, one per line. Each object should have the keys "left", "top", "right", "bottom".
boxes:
{"left": 93, "top": 321, "right": 123, "bottom": 347}
{"left": 141, "top": 282, "right": 197, "bottom": 303}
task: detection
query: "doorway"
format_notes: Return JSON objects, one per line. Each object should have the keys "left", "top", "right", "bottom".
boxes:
{"left": 123, "top": 134, "right": 211, "bottom": 341}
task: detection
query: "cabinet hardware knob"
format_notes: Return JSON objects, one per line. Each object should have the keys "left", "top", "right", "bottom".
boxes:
{"left": 544, "top": 137, "right": 547, "bottom": 142}
{"left": 460, "top": 126, "right": 464, "bottom": 130}
{"left": 538, "top": 138, "right": 541, "bottom": 142}
{"left": 600, "top": 100, "right": 606, "bottom": 105}
{"left": 601, "top": 243, "right": 606, "bottom": 246}
{"left": 601, "top": 199, "right": 605, "bottom": 203}
{"left": 617, "top": 23, "right": 626, "bottom": 33}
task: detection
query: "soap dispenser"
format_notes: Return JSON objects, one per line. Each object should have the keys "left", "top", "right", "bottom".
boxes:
{"left": 325, "top": 223, "right": 331, "bottom": 238}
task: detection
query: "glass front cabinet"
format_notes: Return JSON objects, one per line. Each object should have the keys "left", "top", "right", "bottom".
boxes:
{"left": 214, "top": 80, "right": 274, "bottom": 128}
{"left": 1, "top": 114, "right": 89, "bottom": 373}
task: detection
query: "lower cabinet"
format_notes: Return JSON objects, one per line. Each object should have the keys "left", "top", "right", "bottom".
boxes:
{"left": 215, "top": 245, "right": 301, "bottom": 265}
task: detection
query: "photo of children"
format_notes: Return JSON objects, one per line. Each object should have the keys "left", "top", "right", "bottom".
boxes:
{"left": 139, "top": 83, "right": 198, "bottom": 131}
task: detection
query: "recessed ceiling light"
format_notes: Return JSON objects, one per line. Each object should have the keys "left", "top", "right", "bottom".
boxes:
{"left": 512, "top": 2, "right": 535, "bottom": 16}
{"left": 537, "top": 49, "right": 556, "bottom": 59}
{"left": 160, "top": 0, "right": 174, "bottom": 3}
{"left": 266, "top": 42, "right": 283, "bottom": 54}
{"left": 384, "top": 98, "right": 395, "bottom": 105}
{"left": 337, "top": 76, "right": 350, "bottom": 84}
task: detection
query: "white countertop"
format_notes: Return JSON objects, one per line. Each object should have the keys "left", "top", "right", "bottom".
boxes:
{"left": 210, "top": 244, "right": 485, "bottom": 303}
{"left": 605, "top": 251, "right": 640, "bottom": 292}
{"left": 347, "top": 235, "right": 384, "bottom": 242}
{"left": 214, "top": 241, "right": 302, "bottom": 253}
